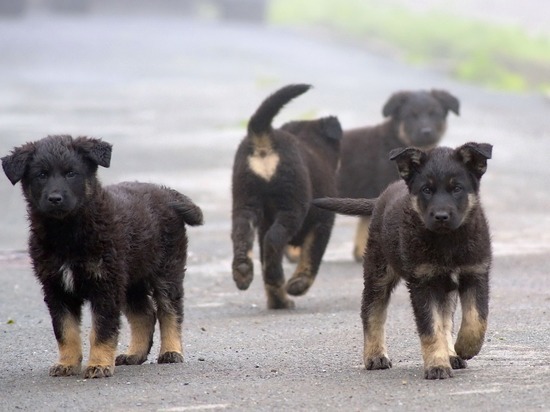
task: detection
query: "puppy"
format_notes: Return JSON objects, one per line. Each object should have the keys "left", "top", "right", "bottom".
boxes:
{"left": 314, "top": 142, "right": 492, "bottom": 379}
{"left": 2, "top": 135, "right": 203, "bottom": 378}
{"left": 337, "top": 89, "right": 460, "bottom": 261}
{"left": 231, "top": 84, "right": 342, "bottom": 309}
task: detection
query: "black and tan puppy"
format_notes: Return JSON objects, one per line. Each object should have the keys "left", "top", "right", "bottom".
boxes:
{"left": 231, "top": 84, "right": 341, "bottom": 309}
{"left": 314, "top": 142, "right": 492, "bottom": 379}
{"left": 2, "top": 135, "right": 203, "bottom": 378}
{"left": 338, "top": 89, "right": 460, "bottom": 261}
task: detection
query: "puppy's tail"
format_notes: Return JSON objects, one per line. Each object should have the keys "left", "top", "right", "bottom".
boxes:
{"left": 312, "top": 197, "right": 376, "bottom": 216}
{"left": 248, "top": 84, "right": 311, "bottom": 136}
{"left": 169, "top": 198, "right": 204, "bottom": 227}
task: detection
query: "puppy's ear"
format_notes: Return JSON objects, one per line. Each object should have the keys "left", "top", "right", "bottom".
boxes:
{"left": 430, "top": 89, "right": 460, "bottom": 115}
{"left": 382, "top": 91, "right": 409, "bottom": 118}
{"left": 1, "top": 142, "right": 35, "bottom": 185}
{"left": 455, "top": 142, "right": 492, "bottom": 179}
{"left": 73, "top": 137, "right": 112, "bottom": 168}
{"left": 389, "top": 147, "right": 427, "bottom": 183}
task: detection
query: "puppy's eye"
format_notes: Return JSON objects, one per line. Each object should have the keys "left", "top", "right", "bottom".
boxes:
{"left": 452, "top": 185, "right": 463, "bottom": 194}
{"left": 66, "top": 171, "right": 77, "bottom": 179}
{"left": 37, "top": 171, "right": 48, "bottom": 180}
{"left": 422, "top": 186, "right": 433, "bottom": 195}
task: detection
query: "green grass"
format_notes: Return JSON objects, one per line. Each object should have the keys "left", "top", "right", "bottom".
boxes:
{"left": 268, "top": 0, "right": 550, "bottom": 93}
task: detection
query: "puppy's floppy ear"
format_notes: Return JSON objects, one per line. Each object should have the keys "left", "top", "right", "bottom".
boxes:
{"left": 73, "top": 136, "right": 112, "bottom": 168}
{"left": 430, "top": 89, "right": 460, "bottom": 115}
{"left": 1, "top": 142, "right": 36, "bottom": 185}
{"left": 382, "top": 91, "right": 409, "bottom": 118}
{"left": 455, "top": 142, "right": 492, "bottom": 179}
{"left": 389, "top": 147, "right": 427, "bottom": 183}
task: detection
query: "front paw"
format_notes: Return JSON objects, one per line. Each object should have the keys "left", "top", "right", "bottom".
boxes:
{"left": 285, "top": 274, "right": 313, "bottom": 296}
{"left": 455, "top": 336, "right": 483, "bottom": 360}
{"left": 232, "top": 258, "right": 254, "bottom": 290}
{"left": 365, "top": 356, "right": 392, "bottom": 370}
{"left": 424, "top": 365, "right": 453, "bottom": 379}
{"left": 83, "top": 364, "right": 114, "bottom": 379}
{"left": 49, "top": 363, "right": 81, "bottom": 377}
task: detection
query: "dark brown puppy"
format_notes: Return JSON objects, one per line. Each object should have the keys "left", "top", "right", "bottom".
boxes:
{"left": 231, "top": 84, "right": 342, "bottom": 309}
{"left": 2, "top": 135, "right": 203, "bottom": 378}
{"left": 338, "top": 89, "right": 460, "bottom": 261}
{"left": 314, "top": 142, "right": 492, "bottom": 379}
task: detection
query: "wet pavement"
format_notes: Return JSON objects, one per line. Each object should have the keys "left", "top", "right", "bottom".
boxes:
{"left": 0, "top": 12, "right": 549, "bottom": 411}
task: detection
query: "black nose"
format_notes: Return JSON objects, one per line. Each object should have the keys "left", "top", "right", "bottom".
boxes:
{"left": 48, "top": 193, "right": 63, "bottom": 205}
{"left": 421, "top": 127, "right": 433, "bottom": 137}
{"left": 434, "top": 211, "right": 450, "bottom": 221}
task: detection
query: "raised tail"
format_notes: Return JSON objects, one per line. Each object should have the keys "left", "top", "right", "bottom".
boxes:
{"left": 248, "top": 84, "right": 312, "bottom": 136}
{"left": 312, "top": 197, "right": 376, "bottom": 216}
{"left": 169, "top": 198, "right": 204, "bottom": 226}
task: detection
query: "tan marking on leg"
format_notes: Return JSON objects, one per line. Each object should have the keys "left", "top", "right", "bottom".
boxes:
{"left": 83, "top": 316, "right": 117, "bottom": 378}
{"left": 158, "top": 312, "right": 182, "bottom": 355}
{"left": 455, "top": 292, "right": 487, "bottom": 359}
{"left": 56, "top": 314, "right": 83, "bottom": 369}
{"left": 126, "top": 311, "right": 155, "bottom": 357}
{"left": 286, "top": 231, "right": 315, "bottom": 296}
{"left": 420, "top": 306, "right": 451, "bottom": 374}
{"left": 353, "top": 217, "right": 370, "bottom": 262}
{"left": 363, "top": 305, "right": 388, "bottom": 363}
{"left": 443, "top": 293, "right": 458, "bottom": 357}
{"left": 284, "top": 245, "right": 301, "bottom": 263}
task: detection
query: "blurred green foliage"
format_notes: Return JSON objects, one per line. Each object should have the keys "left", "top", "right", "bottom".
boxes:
{"left": 269, "top": 0, "right": 550, "bottom": 92}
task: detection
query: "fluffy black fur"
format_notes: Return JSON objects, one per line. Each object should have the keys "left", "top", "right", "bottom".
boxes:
{"left": 315, "top": 142, "right": 492, "bottom": 379}
{"left": 231, "top": 84, "right": 342, "bottom": 309}
{"left": 2, "top": 135, "right": 203, "bottom": 378}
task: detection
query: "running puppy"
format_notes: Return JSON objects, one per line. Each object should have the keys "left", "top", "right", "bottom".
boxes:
{"left": 314, "top": 142, "right": 492, "bottom": 379}
{"left": 338, "top": 89, "right": 460, "bottom": 261}
{"left": 2, "top": 135, "right": 203, "bottom": 378}
{"left": 231, "top": 84, "right": 341, "bottom": 309}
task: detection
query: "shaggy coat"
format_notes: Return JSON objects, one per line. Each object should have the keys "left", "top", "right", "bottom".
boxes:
{"left": 231, "top": 84, "right": 342, "bottom": 309}
{"left": 314, "top": 142, "right": 492, "bottom": 379}
{"left": 2, "top": 135, "right": 203, "bottom": 378}
{"left": 337, "top": 89, "right": 460, "bottom": 261}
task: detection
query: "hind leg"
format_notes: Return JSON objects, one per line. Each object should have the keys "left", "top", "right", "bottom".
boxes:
{"left": 284, "top": 245, "right": 301, "bottom": 263}
{"left": 231, "top": 208, "right": 258, "bottom": 290}
{"left": 154, "top": 274, "right": 185, "bottom": 364}
{"left": 262, "top": 213, "right": 300, "bottom": 309}
{"left": 353, "top": 217, "right": 370, "bottom": 262}
{"left": 286, "top": 218, "right": 334, "bottom": 296}
{"left": 116, "top": 282, "right": 156, "bottom": 366}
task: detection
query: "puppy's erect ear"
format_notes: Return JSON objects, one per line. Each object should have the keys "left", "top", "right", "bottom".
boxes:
{"left": 73, "top": 136, "right": 112, "bottom": 168}
{"left": 1, "top": 142, "right": 36, "bottom": 185}
{"left": 455, "top": 142, "right": 492, "bottom": 179}
{"left": 389, "top": 147, "right": 427, "bottom": 183}
{"left": 382, "top": 91, "right": 409, "bottom": 118}
{"left": 430, "top": 89, "right": 460, "bottom": 116}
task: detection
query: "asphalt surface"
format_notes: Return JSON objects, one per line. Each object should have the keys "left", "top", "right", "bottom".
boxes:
{"left": 0, "top": 12, "right": 549, "bottom": 412}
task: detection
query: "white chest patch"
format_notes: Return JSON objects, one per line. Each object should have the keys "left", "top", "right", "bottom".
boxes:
{"left": 60, "top": 263, "right": 75, "bottom": 293}
{"left": 248, "top": 152, "right": 280, "bottom": 181}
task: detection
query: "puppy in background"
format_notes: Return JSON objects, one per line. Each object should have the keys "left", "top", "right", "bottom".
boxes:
{"left": 338, "top": 89, "right": 460, "bottom": 261}
{"left": 231, "top": 84, "right": 342, "bottom": 309}
{"left": 315, "top": 142, "right": 492, "bottom": 379}
{"left": 2, "top": 135, "right": 203, "bottom": 378}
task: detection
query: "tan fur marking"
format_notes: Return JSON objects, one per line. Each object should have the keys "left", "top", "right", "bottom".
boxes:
{"left": 460, "top": 193, "right": 479, "bottom": 225}
{"left": 126, "top": 312, "right": 154, "bottom": 356}
{"left": 294, "top": 231, "right": 315, "bottom": 276}
{"left": 363, "top": 306, "right": 389, "bottom": 362}
{"left": 397, "top": 122, "right": 413, "bottom": 146}
{"left": 455, "top": 293, "right": 487, "bottom": 358}
{"left": 420, "top": 306, "right": 451, "bottom": 370}
{"left": 57, "top": 315, "right": 83, "bottom": 366}
{"left": 88, "top": 317, "right": 116, "bottom": 367}
{"left": 248, "top": 134, "right": 279, "bottom": 181}
{"left": 354, "top": 217, "right": 370, "bottom": 261}
{"left": 158, "top": 313, "right": 182, "bottom": 355}
{"left": 444, "top": 292, "right": 458, "bottom": 357}
{"left": 410, "top": 195, "right": 422, "bottom": 217}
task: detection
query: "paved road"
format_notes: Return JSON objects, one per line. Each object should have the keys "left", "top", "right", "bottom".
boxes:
{"left": 0, "top": 12, "right": 549, "bottom": 411}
